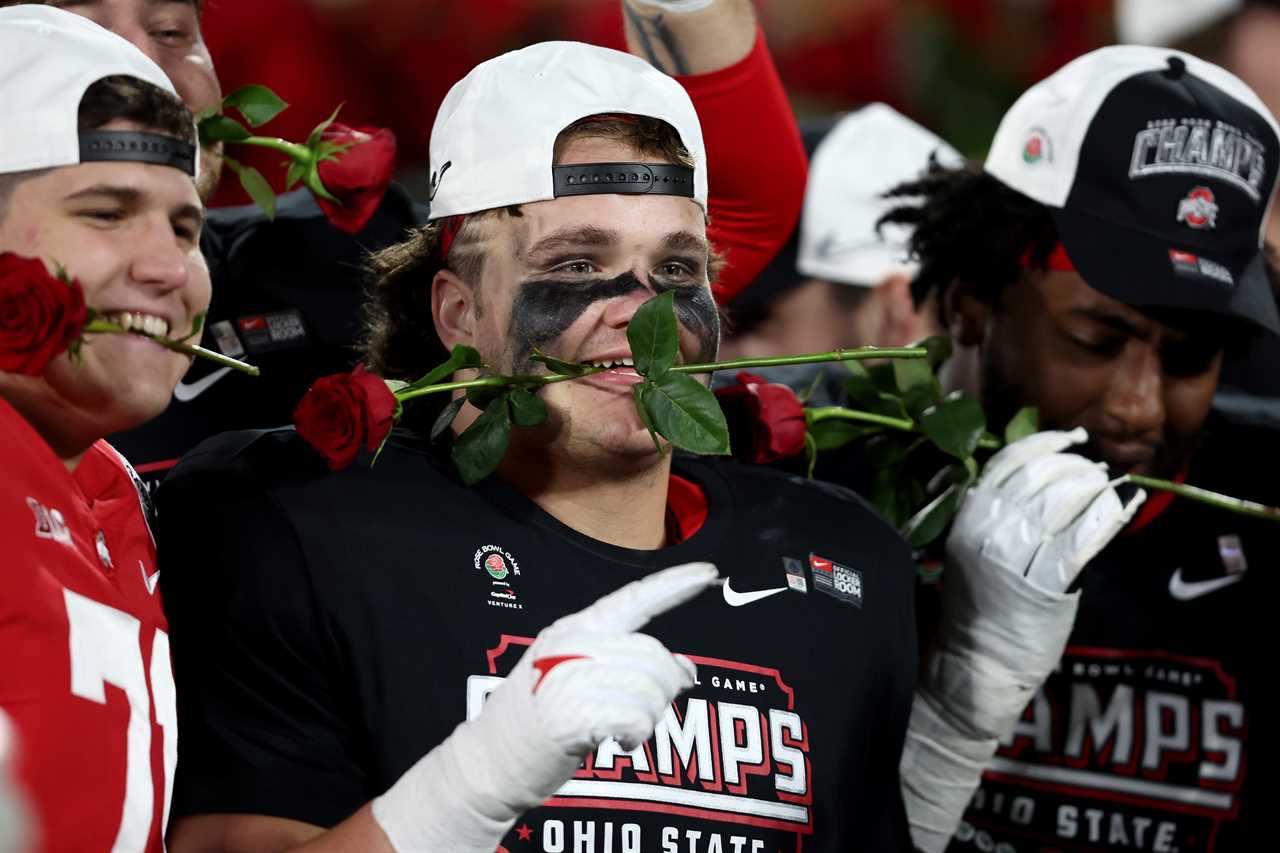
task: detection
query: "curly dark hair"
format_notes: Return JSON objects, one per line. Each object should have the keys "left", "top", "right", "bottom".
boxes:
{"left": 878, "top": 156, "right": 1060, "bottom": 322}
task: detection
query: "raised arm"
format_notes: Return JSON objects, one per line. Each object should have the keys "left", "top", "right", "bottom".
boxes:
{"left": 623, "top": 0, "right": 807, "bottom": 305}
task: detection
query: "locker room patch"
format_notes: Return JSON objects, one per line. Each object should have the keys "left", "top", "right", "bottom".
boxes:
{"left": 235, "top": 309, "right": 308, "bottom": 354}
{"left": 810, "top": 553, "right": 862, "bottom": 608}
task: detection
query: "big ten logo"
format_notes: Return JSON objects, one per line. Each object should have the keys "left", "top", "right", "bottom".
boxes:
{"left": 27, "top": 497, "right": 72, "bottom": 546}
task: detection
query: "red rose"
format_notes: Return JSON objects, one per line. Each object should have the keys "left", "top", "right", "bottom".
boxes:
{"left": 293, "top": 364, "right": 398, "bottom": 470}
{"left": 314, "top": 124, "right": 396, "bottom": 235}
{"left": 714, "top": 371, "right": 807, "bottom": 464}
{"left": 0, "top": 252, "right": 88, "bottom": 376}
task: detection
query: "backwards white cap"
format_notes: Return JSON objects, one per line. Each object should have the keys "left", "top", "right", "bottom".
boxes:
{"left": 0, "top": 4, "right": 195, "bottom": 178}
{"left": 427, "top": 40, "right": 708, "bottom": 220}
{"left": 797, "top": 104, "right": 961, "bottom": 287}
{"left": 1116, "top": 0, "right": 1242, "bottom": 47}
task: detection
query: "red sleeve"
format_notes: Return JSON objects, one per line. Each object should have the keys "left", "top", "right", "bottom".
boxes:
{"left": 676, "top": 28, "right": 807, "bottom": 305}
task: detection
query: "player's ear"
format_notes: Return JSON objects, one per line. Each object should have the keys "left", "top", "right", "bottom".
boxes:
{"left": 433, "top": 268, "right": 478, "bottom": 349}
{"left": 943, "top": 277, "right": 991, "bottom": 347}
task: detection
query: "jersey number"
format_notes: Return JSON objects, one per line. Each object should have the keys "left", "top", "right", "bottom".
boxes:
{"left": 64, "top": 588, "right": 177, "bottom": 853}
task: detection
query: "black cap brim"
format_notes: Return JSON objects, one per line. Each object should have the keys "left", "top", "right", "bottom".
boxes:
{"left": 1052, "top": 205, "right": 1280, "bottom": 336}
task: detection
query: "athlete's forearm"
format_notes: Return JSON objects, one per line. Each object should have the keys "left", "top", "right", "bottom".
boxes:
{"left": 622, "top": 0, "right": 756, "bottom": 76}
{"left": 287, "top": 805, "right": 397, "bottom": 853}
{"left": 167, "top": 806, "right": 396, "bottom": 853}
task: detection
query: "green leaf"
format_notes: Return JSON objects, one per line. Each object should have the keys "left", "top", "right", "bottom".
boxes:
{"left": 866, "top": 363, "right": 900, "bottom": 394}
{"left": 531, "top": 348, "right": 592, "bottom": 377}
{"left": 199, "top": 114, "right": 251, "bottom": 144}
{"left": 893, "top": 355, "right": 939, "bottom": 417}
{"left": 222, "top": 155, "right": 276, "bottom": 219}
{"left": 187, "top": 310, "right": 207, "bottom": 339}
{"left": 627, "top": 291, "right": 679, "bottom": 378}
{"left": 633, "top": 383, "right": 664, "bottom": 453}
{"left": 843, "top": 372, "right": 909, "bottom": 420}
{"left": 808, "top": 418, "right": 875, "bottom": 451}
{"left": 508, "top": 386, "right": 548, "bottom": 427}
{"left": 1003, "top": 406, "right": 1040, "bottom": 445}
{"left": 466, "top": 384, "right": 508, "bottom": 411}
{"left": 640, "top": 372, "right": 729, "bottom": 455}
{"left": 901, "top": 483, "right": 965, "bottom": 549}
{"left": 401, "top": 344, "right": 485, "bottom": 394}
{"left": 919, "top": 391, "right": 987, "bottom": 460}
{"left": 284, "top": 160, "right": 305, "bottom": 192}
{"left": 222, "top": 84, "right": 289, "bottom": 127}
{"left": 917, "top": 335, "right": 954, "bottom": 370}
{"left": 430, "top": 397, "right": 466, "bottom": 443}
{"left": 871, "top": 458, "right": 924, "bottom": 529}
{"left": 451, "top": 397, "right": 512, "bottom": 485}
{"left": 305, "top": 104, "right": 344, "bottom": 150}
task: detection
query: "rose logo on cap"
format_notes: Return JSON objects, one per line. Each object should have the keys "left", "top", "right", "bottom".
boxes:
{"left": 1177, "top": 186, "right": 1219, "bottom": 230}
{"left": 1022, "top": 129, "right": 1050, "bottom": 164}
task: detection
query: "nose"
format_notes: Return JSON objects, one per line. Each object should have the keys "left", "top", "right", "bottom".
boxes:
{"left": 129, "top": 217, "right": 189, "bottom": 294}
{"left": 599, "top": 272, "right": 658, "bottom": 329}
{"left": 1101, "top": 343, "right": 1165, "bottom": 438}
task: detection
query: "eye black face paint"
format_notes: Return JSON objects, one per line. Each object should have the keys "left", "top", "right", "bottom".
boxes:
{"left": 507, "top": 271, "right": 720, "bottom": 371}
{"left": 508, "top": 272, "right": 646, "bottom": 371}
{"left": 655, "top": 278, "right": 719, "bottom": 365}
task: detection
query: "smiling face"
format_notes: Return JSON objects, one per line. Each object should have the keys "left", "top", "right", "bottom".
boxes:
{"left": 0, "top": 125, "right": 209, "bottom": 457}
{"left": 435, "top": 135, "right": 718, "bottom": 469}
{"left": 50, "top": 0, "right": 223, "bottom": 199}
{"left": 954, "top": 268, "right": 1225, "bottom": 478}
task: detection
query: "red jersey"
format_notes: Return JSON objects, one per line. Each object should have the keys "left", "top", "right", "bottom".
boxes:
{"left": 0, "top": 398, "right": 173, "bottom": 853}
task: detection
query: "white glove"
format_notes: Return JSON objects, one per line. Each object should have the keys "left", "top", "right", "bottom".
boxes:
{"left": 901, "top": 428, "right": 1144, "bottom": 853}
{"left": 372, "top": 561, "right": 718, "bottom": 852}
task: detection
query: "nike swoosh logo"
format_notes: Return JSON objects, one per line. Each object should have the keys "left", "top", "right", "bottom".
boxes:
{"left": 139, "top": 561, "right": 160, "bottom": 595}
{"left": 173, "top": 366, "right": 232, "bottom": 402}
{"left": 1168, "top": 568, "right": 1242, "bottom": 602}
{"left": 722, "top": 579, "right": 788, "bottom": 607}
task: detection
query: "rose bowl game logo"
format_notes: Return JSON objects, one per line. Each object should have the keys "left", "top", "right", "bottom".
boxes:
{"left": 485, "top": 552, "right": 509, "bottom": 580}
{"left": 1022, "top": 128, "right": 1051, "bottom": 164}
{"left": 1177, "top": 186, "right": 1218, "bottom": 230}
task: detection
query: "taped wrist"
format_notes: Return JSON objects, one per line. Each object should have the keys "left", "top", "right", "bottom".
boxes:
{"left": 930, "top": 551, "right": 1080, "bottom": 739}
{"left": 371, "top": 719, "right": 518, "bottom": 853}
{"left": 899, "top": 693, "right": 999, "bottom": 853}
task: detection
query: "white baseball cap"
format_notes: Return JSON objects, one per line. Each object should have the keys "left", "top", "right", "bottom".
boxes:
{"left": 427, "top": 40, "right": 707, "bottom": 220}
{"left": 986, "top": 45, "right": 1280, "bottom": 334}
{"left": 0, "top": 4, "right": 195, "bottom": 178}
{"left": 797, "top": 104, "right": 961, "bottom": 287}
{"left": 1116, "top": 0, "right": 1242, "bottom": 47}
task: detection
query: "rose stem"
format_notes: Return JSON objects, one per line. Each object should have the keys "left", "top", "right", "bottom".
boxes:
{"left": 82, "top": 319, "right": 260, "bottom": 376}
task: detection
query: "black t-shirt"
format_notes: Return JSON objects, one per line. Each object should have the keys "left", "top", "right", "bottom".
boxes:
{"left": 109, "top": 186, "right": 429, "bottom": 487}
{"left": 156, "top": 429, "right": 918, "bottom": 852}
{"left": 942, "top": 421, "right": 1276, "bottom": 853}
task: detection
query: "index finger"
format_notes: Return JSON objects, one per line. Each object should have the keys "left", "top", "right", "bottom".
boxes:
{"left": 981, "top": 427, "right": 1088, "bottom": 487}
{"left": 572, "top": 562, "right": 719, "bottom": 633}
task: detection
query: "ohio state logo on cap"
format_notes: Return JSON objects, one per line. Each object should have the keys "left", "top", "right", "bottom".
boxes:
{"left": 1176, "top": 186, "right": 1219, "bottom": 230}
